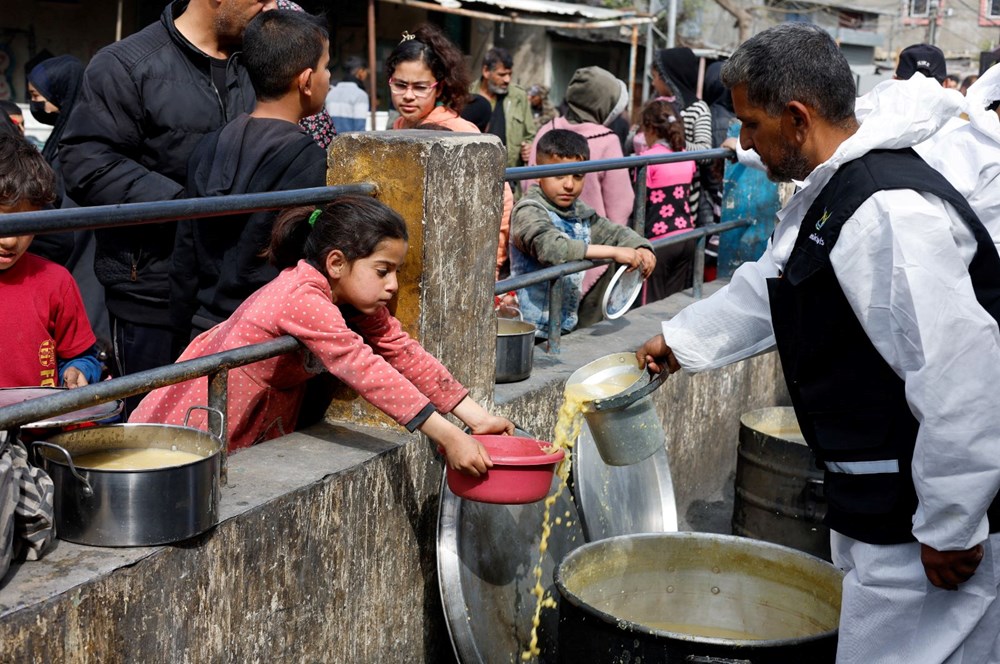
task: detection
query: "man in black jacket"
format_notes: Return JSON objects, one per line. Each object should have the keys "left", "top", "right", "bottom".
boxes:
{"left": 59, "top": 0, "right": 270, "bottom": 410}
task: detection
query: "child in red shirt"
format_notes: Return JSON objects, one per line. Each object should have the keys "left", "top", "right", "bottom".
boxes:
{"left": 0, "top": 134, "right": 99, "bottom": 388}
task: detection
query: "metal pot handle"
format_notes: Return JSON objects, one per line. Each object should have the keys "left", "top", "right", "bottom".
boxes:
{"left": 31, "top": 441, "right": 93, "bottom": 497}
{"left": 184, "top": 405, "right": 226, "bottom": 441}
{"left": 590, "top": 369, "right": 669, "bottom": 412}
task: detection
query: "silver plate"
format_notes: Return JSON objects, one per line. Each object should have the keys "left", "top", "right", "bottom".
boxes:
{"left": 601, "top": 265, "right": 643, "bottom": 320}
{"left": 437, "top": 471, "right": 584, "bottom": 663}
{"left": 0, "top": 387, "right": 122, "bottom": 429}
{"left": 572, "top": 420, "right": 678, "bottom": 540}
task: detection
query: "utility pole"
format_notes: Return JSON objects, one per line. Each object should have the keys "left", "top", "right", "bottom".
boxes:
{"left": 927, "top": 0, "right": 939, "bottom": 46}
{"left": 643, "top": 0, "right": 659, "bottom": 107}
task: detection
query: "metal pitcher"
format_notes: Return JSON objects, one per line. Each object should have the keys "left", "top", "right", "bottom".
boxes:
{"left": 566, "top": 353, "right": 668, "bottom": 466}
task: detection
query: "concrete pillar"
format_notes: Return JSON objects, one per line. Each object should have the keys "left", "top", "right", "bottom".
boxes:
{"left": 325, "top": 130, "right": 507, "bottom": 426}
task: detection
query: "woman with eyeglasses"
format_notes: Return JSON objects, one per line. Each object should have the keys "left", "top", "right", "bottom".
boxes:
{"left": 385, "top": 25, "right": 478, "bottom": 132}
{"left": 385, "top": 25, "right": 515, "bottom": 284}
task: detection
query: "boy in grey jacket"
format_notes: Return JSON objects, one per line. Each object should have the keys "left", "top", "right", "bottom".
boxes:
{"left": 510, "top": 129, "right": 655, "bottom": 338}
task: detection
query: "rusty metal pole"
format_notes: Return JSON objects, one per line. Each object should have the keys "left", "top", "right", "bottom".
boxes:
{"left": 207, "top": 369, "right": 229, "bottom": 487}
{"left": 629, "top": 25, "right": 639, "bottom": 122}
{"left": 368, "top": 0, "right": 378, "bottom": 130}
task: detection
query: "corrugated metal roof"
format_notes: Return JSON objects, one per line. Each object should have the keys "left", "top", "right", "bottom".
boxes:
{"left": 433, "top": 0, "right": 640, "bottom": 20}
{"left": 777, "top": 0, "right": 898, "bottom": 16}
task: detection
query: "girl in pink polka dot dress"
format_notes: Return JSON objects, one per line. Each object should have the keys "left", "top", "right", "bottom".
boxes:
{"left": 130, "top": 196, "right": 512, "bottom": 477}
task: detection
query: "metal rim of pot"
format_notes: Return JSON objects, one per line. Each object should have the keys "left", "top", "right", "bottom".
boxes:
{"left": 34, "top": 405, "right": 225, "bottom": 472}
{"left": 553, "top": 532, "right": 841, "bottom": 648}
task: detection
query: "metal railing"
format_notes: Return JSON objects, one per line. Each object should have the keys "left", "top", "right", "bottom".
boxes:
{"left": 0, "top": 185, "right": 375, "bottom": 481}
{"left": 500, "top": 146, "right": 741, "bottom": 351}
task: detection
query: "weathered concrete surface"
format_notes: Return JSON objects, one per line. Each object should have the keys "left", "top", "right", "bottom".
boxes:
{"left": 326, "top": 131, "right": 506, "bottom": 419}
{"left": 0, "top": 423, "right": 453, "bottom": 663}
{"left": 493, "top": 280, "right": 790, "bottom": 527}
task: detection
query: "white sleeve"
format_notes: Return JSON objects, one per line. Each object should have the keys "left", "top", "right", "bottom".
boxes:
{"left": 661, "top": 244, "right": 778, "bottom": 372}
{"left": 831, "top": 190, "right": 1000, "bottom": 551}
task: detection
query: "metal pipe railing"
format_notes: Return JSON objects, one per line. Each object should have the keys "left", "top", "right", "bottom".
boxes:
{"left": 499, "top": 145, "right": 741, "bottom": 352}
{"left": 0, "top": 185, "right": 376, "bottom": 236}
{"left": 503, "top": 147, "right": 733, "bottom": 182}
{"left": 0, "top": 336, "right": 296, "bottom": 429}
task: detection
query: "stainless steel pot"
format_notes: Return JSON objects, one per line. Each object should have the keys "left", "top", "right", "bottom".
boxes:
{"left": 34, "top": 406, "right": 223, "bottom": 547}
{"left": 495, "top": 318, "right": 536, "bottom": 383}
{"left": 566, "top": 353, "right": 667, "bottom": 466}
{"left": 555, "top": 532, "right": 842, "bottom": 664}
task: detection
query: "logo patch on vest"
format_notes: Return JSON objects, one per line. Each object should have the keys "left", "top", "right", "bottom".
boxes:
{"left": 816, "top": 209, "right": 831, "bottom": 230}
{"left": 808, "top": 233, "right": 826, "bottom": 246}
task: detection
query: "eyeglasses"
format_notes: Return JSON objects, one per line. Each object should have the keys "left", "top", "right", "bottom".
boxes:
{"left": 388, "top": 77, "right": 439, "bottom": 98}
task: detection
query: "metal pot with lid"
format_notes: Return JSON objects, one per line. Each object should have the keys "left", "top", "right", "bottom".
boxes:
{"left": 34, "top": 406, "right": 223, "bottom": 547}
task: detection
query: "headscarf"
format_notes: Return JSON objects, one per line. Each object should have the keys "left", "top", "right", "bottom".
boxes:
{"left": 27, "top": 55, "right": 84, "bottom": 163}
{"left": 703, "top": 61, "right": 733, "bottom": 113}
{"left": 564, "top": 66, "right": 629, "bottom": 127}
{"left": 653, "top": 47, "right": 699, "bottom": 110}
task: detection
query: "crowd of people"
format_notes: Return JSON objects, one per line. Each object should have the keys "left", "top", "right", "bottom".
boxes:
{"left": 1, "top": 0, "right": 720, "bottom": 409}
{"left": 4, "top": 3, "right": 1000, "bottom": 660}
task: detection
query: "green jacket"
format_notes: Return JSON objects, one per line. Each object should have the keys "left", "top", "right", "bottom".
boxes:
{"left": 511, "top": 185, "right": 651, "bottom": 264}
{"left": 471, "top": 81, "right": 537, "bottom": 167}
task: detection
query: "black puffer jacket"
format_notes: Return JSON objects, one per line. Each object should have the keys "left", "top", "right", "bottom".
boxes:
{"left": 58, "top": 0, "right": 256, "bottom": 325}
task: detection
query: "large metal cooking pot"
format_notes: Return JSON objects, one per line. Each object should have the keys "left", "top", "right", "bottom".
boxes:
{"left": 565, "top": 353, "right": 667, "bottom": 466}
{"left": 495, "top": 318, "right": 536, "bottom": 383}
{"left": 555, "top": 532, "right": 842, "bottom": 664}
{"left": 34, "top": 407, "right": 223, "bottom": 547}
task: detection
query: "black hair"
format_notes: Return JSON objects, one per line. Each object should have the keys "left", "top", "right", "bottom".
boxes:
{"left": 0, "top": 100, "right": 21, "bottom": 118}
{"left": 721, "top": 23, "right": 856, "bottom": 126}
{"left": 536, "top": 129, "right": 589, "bottom": 161}
{"left": 268, "top": 196, "right": 408, "bottom": 270}
{"left": 243, "top": 10, "right": 329, "bottom": 101}
{"left": 641, "top": 98, "right": 685, "bottom": 153}
{"left": 413, "top": 122, "right": 452, "bottom": 131}
{"left": 343, "top": 55, "right": 365, "bottom": 76}
{"left": 483, "top": 47, "right": 513, "bottom": 71}
{"left": 385, "top": 24, "right": 471, "bottom": 113}
{"left": 0, "top": 133, "right": 56, "bottom": 208}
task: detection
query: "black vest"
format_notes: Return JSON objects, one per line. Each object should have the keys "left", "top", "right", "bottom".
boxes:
{"left": 768, "top": 148, "right": 1000, "bottom": 545}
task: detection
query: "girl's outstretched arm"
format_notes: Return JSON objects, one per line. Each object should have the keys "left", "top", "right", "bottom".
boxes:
{"left": 451, "top": 396, "right": 515, "bottom": 436}
{"left": 420, "top": 412, "right": 494, "bottom": 477}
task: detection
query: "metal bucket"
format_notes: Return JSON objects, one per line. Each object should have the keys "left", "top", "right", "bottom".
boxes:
{"left": 732, "top": 407, "right": 830, "bottom": 560}
{"left": 495, "top": 318, "right": 536, "bottom": 383}
{"left": 566, "top": 353, "right": 666, "bottom": 466}
{"left": 34, "top": 407, "right": 223, "bottom": 547}
{"left": 555, "top": 532, "right": 842, "bottom": 664}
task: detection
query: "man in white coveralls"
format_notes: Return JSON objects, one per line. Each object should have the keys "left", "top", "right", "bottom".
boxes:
{"left": 638, "top": 23, "right": 1000, "bottom": 664}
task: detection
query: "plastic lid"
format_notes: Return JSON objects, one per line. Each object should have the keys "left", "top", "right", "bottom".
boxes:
{"left": 602, "top": 264, "right": 644, "bottom": 319}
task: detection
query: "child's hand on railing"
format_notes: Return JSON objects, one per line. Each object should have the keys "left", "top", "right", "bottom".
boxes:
{"left": 612, "top": 246, "right": 643, "bottom": 272}
{"left": 637, "top": 247, "right": 657, "bottom": 278}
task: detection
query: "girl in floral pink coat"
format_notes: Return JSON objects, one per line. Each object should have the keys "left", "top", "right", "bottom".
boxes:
{"left": 131, "top": 196, "right": 512, "bottom": 476}
{"left": 637, "top": 98, "right": 697, "bottom": 303}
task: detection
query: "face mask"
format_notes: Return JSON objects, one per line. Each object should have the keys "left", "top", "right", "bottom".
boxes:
{"left": 29, "top": 101, "right": 58, "bottom": 126}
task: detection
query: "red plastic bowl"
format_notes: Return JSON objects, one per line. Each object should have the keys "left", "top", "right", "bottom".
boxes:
{"left": 447, "top": 434, "right": 565, "bottom": 504}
